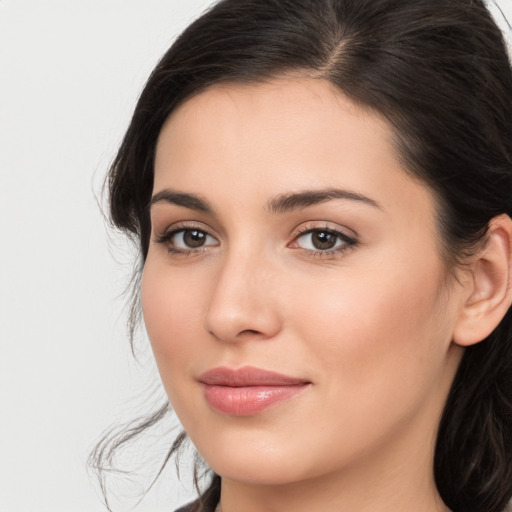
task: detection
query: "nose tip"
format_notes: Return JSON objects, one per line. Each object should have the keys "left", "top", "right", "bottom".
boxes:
{"left": 206, "top": 311, "right": 280, "bottom": 343}
{"left": 205, "top": 291, "right": 282, "bottom": 343}
{"left": 204, "top": 258, "right": 282, "bottom": 343}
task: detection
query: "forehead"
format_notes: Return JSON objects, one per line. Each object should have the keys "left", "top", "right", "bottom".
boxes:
{"left": 156, "top": 78, "right": 392, "bottom": 152}
{"left": 153, "top": 77, "right": 434, "bottom": 223}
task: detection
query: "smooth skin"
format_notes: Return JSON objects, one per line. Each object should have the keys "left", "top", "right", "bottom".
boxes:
{"left": 142, "top": 77, "right": 512, "bottom": 512}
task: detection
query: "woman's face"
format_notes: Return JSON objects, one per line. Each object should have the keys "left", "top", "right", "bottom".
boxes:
{"left": 143, "top": 78, "right": 465, "bottom": 486}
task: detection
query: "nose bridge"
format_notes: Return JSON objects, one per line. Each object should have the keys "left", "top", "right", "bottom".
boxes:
{"left": 204, "top": 241, "right": 281, "bottom": 342}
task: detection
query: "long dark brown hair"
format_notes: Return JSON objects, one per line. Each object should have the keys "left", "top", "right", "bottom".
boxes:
{"left": 90, "top": 1, "right": 512, "bottom": 511}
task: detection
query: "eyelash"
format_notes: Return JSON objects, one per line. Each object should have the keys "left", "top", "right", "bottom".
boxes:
{"left": 154, "top": 224, "right": 358, "bottom": 258}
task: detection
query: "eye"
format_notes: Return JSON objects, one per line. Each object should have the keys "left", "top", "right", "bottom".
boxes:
{"left": 155, "top": 227, "right": 219, "bottom": 253}
{"left": 173, "top": 229, "right": 216, "bottom": 249}
{"left": 291, "top": 227, "right": 357, "bottom": 254}
{"left": 297, "top": 230, "right": 341, "bottom": 250}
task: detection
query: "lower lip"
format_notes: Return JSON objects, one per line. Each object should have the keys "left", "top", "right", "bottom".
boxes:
{"left": 203, "top": 384, "right": 308, "bottom": 416}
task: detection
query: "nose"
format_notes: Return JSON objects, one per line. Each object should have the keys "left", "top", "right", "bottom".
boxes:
{"left": 204, "top": 249, "right": 282, "bottom": 343}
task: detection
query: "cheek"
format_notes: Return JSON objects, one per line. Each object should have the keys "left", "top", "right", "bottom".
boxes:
{"left": 278, "top": 257, "right": 453, "bottom": 470}
{"left": 291, "top": 253, "right": 450, "bottom": 395}
{"left": 141, "top": 256, "right": 206, "bottom": 385}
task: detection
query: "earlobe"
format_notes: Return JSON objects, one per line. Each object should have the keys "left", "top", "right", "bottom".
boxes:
{"left": 453, "top": 214, "right": 512, "bottom": 347}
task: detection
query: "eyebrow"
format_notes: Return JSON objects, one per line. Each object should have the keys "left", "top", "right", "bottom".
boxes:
{"left": 149, "top": 189, "right": 213, "bottom": 213}
{"left": 267, "top": 188, "right": 382, "bottom": 213}
{"left": 149, "top": 187, "right": 382, "bottom": 214}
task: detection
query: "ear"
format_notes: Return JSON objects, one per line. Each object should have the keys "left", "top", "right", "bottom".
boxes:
{"left": 453, "top": 214, "right": 512, "bottom": 347}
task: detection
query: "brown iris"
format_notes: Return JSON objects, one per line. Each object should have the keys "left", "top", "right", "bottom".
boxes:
{"left": 183, "top": 230, "right": 207, "bottom": 248}
{"left": 311, "top": 231, "right": 338, "bottom": 250}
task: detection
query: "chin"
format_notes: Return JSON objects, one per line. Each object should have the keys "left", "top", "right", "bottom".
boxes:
{"left": 209, "top": 457, "right": 308, "bottom": 486}
{"left": 192, "top": 429, "right": 324, "bottom": 486}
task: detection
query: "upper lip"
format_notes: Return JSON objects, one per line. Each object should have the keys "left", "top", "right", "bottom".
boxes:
{"left": 198, "top": 366, "right": 310, "bottom": 387}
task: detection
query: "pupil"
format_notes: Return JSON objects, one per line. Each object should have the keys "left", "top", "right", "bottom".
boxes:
{"left": 184, "top": 230, "right": 205, "bottom": 248}
{"left": 312, "top": 231, "right": 336, "bottom": 250}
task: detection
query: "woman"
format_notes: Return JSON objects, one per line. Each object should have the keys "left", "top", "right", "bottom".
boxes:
{"left": 92, "top": 0, "right": 512, "bottom": 511}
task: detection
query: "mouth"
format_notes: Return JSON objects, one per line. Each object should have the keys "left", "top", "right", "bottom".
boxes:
{"left": 198, "top": 366, "right": 311, "bottom": 416}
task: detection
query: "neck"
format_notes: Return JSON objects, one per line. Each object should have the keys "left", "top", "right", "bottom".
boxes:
{"left": 219, "top": 469, "right": 448, "bottom": 512}
{"left": 218, "top": 456, "right": 449, "bottom": 512}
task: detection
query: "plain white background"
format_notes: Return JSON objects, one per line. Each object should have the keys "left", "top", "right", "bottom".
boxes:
{"left": 0, "top": 1, "right": 511, "bottom": 511}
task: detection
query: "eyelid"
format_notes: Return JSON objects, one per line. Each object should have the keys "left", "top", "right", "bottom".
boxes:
{"left": 290, "top": 221, "right": 357, "bottom": 241}
{"left": 154, "top": 220, "right": 218, "bottom": 239}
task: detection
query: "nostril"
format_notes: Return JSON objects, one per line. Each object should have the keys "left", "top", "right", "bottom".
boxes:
{"left": 240, "top": 329, "right": 261, "bottom": 336}
{"left": 232, "top": 329, "right": 267, "bottom": 341}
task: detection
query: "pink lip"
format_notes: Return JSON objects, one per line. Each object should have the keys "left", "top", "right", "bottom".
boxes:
{"left": 198, "top": 366, "right": 310, "bottom": 416}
